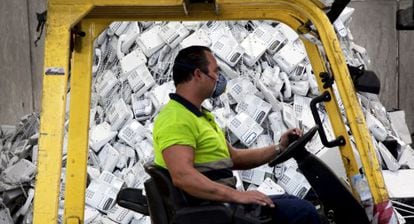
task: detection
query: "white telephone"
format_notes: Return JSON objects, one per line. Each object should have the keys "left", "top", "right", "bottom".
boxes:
{"left": 97, "top": 70, "right": 119, "bottom": 100}
{"left": 293, "top": 95, "right": 314, "bottom": 129}
{"left": 228, "top": 78, "right": 258, "bottom": 103}
{"left": 84, "top": 205, "right": 100, "bottom": 224}
{"left": 216, "top": 58, "right": 238, "bottom": 79}
{"left": 241, "top": 164, "right": 274, "bottom": 186}
{"left": 182, "top": 21, "right": 202, "bottom": 30}
{"left": 158, "top": 22, "right": 190, "bottom": 48}
{"left": 120, "top": 48, "right": 147, "bottom": 74}
{"left": 365, "top": 112, "right": 388, "bottom": 142}
{"left": 180, "top": 28, "right": 212, "bottom": 48}
{"left": 256, "top": 80, "right": 282, "bottom": 112}
{"left": 255, "top": 23, "right": 287, "bottom": 54}
{"left": 273, "top": 43, "right": 306, "bottom": 74}
{"left": 107, "top": 204, "right": 135, "bottom": 224}
{"left": 268, "top": 111, "right": 287, "bottom": 143}
{"left": 211, "top": 33, "right": 245, "bottom": 67}
{"left": 257, "top": 178, "right": 285, "bottom": 196}
{"left": 89, "top": 122, "right": 118, "bottom": 152}
{"left": 106, "top": 98, "right": 133, "bottom": 131}
{"left": 334, "top": 19, "right": 348, "bottom": 37}
{"left": 85, "top": 180, "right": 118, "bottom": 212}
{"left": 227, "top": 112, "right": 263, "bottom": 146}
{"left": 123, "top": 162, "right": 149, "bottom": 188}
{"left": 148, "top": 81, "right": 176, "bottom": 111}
{"left": 136, "top": 25, "right": 165, "bottom": 57}
{"left": 127, "top": 65, "right": 156, "bottom": 97}
{"left": 277, "top": 167, "right": 311, "bottom": 199}
{"left": 119, "top": 22, "right": 141, "bottom": 54}
{"left": 99, "top": 170, "right": 125, "bottom": 191}
{"left": 107, "top": 22, "right": 129, "bottom": 36}
{"left": 235, "top": 94, "right": 271, "bottom": 124}
{"left": 275, "top": 23, "right": 299, "bottom": 43}
{"left": 289, "top": 63, "right": 307, "bottom": 81}
{"left": 98, "top": 144, "right": 120, "bottom": 172}
{"left": 118, "top": 120, "right": 145, "bottom": 148}
{"left": 241, "top": 33, "right": 267, "bottom": 67}
{"left": 131, "top": 94, "right": 153, "bottom": 121}
{"left": 291, "top": 80, "right": 310, "bottom": 96}
{"left": 136, "top": 139, "right": 154, "bottom": 164}
{"left": 260, "top": 63, "right": 280, "bottom": 87}
{"left": 117, "top": 143, "right": 136, "bottom": 169}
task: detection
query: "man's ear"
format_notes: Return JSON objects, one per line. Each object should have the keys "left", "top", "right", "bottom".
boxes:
{"left": 193, "top": 68, "right": 204, "bottom": 80}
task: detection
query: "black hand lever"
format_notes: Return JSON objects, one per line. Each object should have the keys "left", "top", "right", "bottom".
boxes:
{"left": 310, "top": 91, "right": 346, "bottom": 148}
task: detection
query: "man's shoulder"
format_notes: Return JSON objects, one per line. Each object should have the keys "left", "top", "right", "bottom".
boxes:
{"left": 154, "top": 100, "right": 195, "bottom": 126}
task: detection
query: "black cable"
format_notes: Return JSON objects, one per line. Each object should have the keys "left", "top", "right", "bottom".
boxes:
{"left": 34, "top": 11, "right": 47, "bottom": 47}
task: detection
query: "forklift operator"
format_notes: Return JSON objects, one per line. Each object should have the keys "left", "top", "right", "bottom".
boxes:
{"left": 153, "top": 46, "right": 321, "bottom": 224}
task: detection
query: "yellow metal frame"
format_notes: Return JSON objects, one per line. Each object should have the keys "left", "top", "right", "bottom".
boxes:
{"left": 33, "top": 0, "right": 391, "bottom": 223}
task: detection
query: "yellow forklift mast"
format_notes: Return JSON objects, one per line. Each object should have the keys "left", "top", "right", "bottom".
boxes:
{"left": 32, "top": 0, "right": 395, "bottom": 223}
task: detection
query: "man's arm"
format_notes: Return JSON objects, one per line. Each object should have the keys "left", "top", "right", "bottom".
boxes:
{"left": 228, "top": 144, "right": 279, "bottom": 170}
{"left": 163, "top": 145, "right": 274, "bottom": 207}
{"left": 229, "top": 128, "right": 302, "bottom": 170}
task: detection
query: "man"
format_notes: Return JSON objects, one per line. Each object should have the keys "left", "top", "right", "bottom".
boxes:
{"left": 153, "top": 46, "right": 321, "bottom": 223}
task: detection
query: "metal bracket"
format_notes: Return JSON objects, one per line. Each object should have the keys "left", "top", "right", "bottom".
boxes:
{"left": 183, "top": 0, "right": 219, "bottom": 15}
{"left": 320, "top": 72, "right": 334, "bottom": 89}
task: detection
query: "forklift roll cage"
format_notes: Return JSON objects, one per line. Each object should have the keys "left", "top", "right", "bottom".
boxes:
{"left": 33, "top": 0, "right": 392, "bottom": 223}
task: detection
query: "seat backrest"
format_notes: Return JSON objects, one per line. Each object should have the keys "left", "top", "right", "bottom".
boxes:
{"left": 143, "top": 162, "right": 274, "bottom": 224}
{"left": 144, "top": 162, "right": 192, "bottom": 222}
{"left": 144, "top": 178, "right": 168, "bottom": 224}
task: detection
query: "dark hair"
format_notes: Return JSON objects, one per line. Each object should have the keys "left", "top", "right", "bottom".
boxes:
{"left": 172, "top": 46, "right": 211, "bottom": 85}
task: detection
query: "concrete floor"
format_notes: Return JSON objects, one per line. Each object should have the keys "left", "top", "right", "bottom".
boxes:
{"left": 0, "top": 0, "right": 413, "bottom": 134}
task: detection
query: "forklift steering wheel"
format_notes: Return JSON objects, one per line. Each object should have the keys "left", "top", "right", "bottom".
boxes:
{"left": 268, "top": 126, "right": 319, "bottom": 167}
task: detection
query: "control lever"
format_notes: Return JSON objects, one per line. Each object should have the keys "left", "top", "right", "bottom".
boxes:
{"left": 310, "top": 91, "right": 346, "bottom": 148}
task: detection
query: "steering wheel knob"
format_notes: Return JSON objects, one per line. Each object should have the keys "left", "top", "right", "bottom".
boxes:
{"left": 269, "top": 126, "right": 319, "bottom": 167}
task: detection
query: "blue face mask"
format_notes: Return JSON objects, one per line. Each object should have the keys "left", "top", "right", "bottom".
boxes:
{"left": 174, "top": 62, "right": 227, "bottom": 98}
{"left": 211, "top": 73, "right": 227, "bottom": 98}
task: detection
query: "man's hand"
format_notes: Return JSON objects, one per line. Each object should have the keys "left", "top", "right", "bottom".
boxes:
{"left": 232, "top": 190, "right": 275, "bottom": 207}
{"left": 279, "top": 128, "right": 303, "bottom": 151}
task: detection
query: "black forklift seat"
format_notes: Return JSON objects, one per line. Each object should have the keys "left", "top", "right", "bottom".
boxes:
{"left": 143, "top": 162, "right": 233, "bottom": 224}
{"left": 117, "top": 162, "right": 233, "bottom": 224}
{"left": 117, "top": 162, "right": 273, "bottom": 224}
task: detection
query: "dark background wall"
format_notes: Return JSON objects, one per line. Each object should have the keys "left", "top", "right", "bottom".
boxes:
{"left": 0, "top": 0, "right": 413, "bottom": 134}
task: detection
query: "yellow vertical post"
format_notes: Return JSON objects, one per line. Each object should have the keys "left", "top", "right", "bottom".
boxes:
{"left": 303, "top": 7, "right": 390, "bottom": 205}
{"left": 303, "top": 41, "right": 360, "bottom": 196}
{"left": 292, "top": 0, "right": 393, "bottom": 220}
{"left": 33, "top": 4, "right": 92, "bottom": 224}
{"left": 63, "top": 20, "right": 109, "bottom": 224}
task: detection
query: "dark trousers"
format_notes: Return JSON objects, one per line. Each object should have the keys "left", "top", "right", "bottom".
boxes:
{"left": 269, "top": 194, "right": 321, "bottom": 224}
